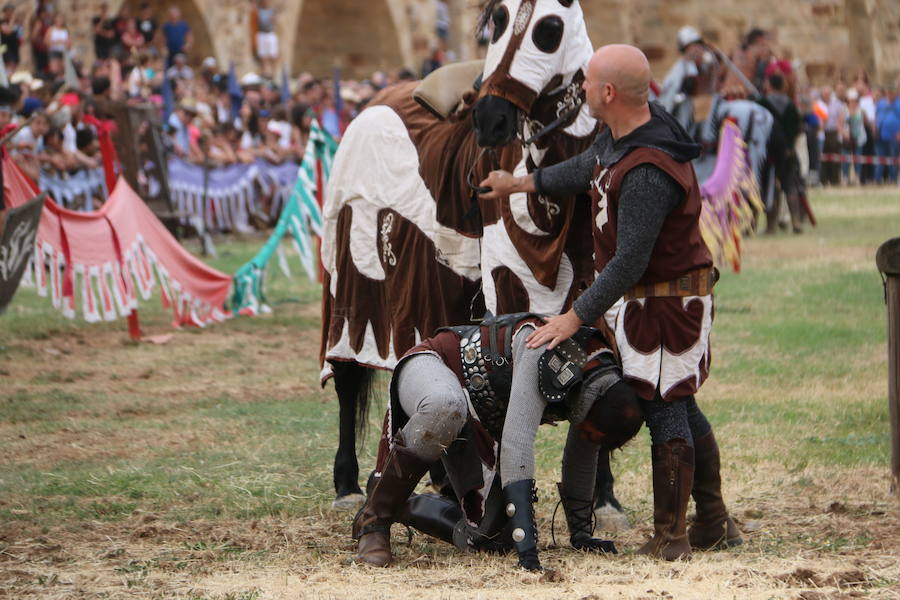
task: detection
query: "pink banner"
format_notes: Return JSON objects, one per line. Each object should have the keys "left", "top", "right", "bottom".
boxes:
{"left": 3, "top": 157, "right": 231, "bottom": 327}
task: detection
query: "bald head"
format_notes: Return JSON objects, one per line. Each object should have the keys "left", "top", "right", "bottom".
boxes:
{"left": 588, "top": 44, "right": 652, "bottom": 107}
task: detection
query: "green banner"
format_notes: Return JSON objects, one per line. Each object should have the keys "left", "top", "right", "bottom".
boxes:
{"left": 231, "top": 120, "right": 337, "bottom": 315}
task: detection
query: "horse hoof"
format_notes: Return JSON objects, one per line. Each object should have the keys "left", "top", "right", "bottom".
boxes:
{"left": 331, "top": 493, "right": 366, "bottom": 511}
{"left": 594, "top": 503, "right": 631, "bottom": 533}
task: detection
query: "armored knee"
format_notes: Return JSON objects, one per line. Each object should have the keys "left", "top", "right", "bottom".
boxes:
{"left": 418, "top": 385, "right": 468, "bottom": 442}
{"left": 402, "top": 386, "right": 467, "bottom": 461}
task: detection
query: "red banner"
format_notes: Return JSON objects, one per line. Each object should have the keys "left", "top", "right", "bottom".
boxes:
{"left": 2, "top": 156, "right": 231, "bottom": 328}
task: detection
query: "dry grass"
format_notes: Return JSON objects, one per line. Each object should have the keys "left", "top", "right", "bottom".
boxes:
{"left": 0, "top": 189, "right": 899, "bottom": 600}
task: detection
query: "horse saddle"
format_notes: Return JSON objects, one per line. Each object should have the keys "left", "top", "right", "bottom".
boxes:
{"left": 413, "top": 59, "right": 485, "bottom": 120}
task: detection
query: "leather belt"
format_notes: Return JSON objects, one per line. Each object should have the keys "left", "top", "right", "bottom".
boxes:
{"left": 625, "top": 267, "right": 718, "bottom": 300}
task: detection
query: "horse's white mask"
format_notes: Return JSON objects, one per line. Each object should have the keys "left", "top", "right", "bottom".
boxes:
{"left": 480, "top": 0, "right": 593, "bottom": 113}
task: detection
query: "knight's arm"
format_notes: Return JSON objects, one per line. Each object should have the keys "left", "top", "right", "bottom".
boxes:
{"left": 533, "top": 136, "right": 602, "bottom": 197}
{"left": 498, "top": 325, "right": 547, "bottom": 487}
{"left": 571, "top": 164, "right": 683, "bottom": 325}
{"left": 479, "top": 136, "right": 599, "bottom": 200}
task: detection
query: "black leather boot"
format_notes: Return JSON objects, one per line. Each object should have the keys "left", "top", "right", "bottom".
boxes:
{"left": 397, "top": 493, "right": 470, "bottom": 551}
{"left": 556, "top": 482, "right": 617, "bottom": 554}
{"left": 503, "top": 479, "right": 542, "bottom": 571}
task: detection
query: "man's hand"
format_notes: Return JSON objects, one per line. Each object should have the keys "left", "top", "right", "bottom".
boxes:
{"left": 526, "top": 309, "right": 582, "bottom": 350}
{"left": 478, "top": 170, "right": 535, "bottom": 201}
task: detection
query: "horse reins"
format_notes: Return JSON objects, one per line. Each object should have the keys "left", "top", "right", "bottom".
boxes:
{"left": 466, "top": 146, "right": 501, "bottom": 196}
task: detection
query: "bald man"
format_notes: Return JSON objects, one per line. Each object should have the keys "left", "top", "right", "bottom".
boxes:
{"left": 480, "top": 44, "right": 741, "bottom": 561}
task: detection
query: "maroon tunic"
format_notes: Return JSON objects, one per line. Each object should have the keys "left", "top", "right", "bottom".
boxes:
{"left": 589, "top": 147, "right": 715, "bottom": 401}
{"left": 590, "top": 146, "right": 713, "bottom": 285}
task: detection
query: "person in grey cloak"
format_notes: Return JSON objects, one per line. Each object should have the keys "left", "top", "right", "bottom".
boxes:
{"left": 658, "top": 26, "right": 722, "bottom": 135}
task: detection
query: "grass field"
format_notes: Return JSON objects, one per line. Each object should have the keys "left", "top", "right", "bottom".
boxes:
{"left": 0, "top": 188, "right": 898, "bottom": 600}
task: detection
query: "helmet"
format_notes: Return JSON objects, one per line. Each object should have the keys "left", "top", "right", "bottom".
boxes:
{"left": 576, "top": 374, "right": 643, "bottom": 450}
{"left": 677, "top": 26, "right": 703, "bottom": 53}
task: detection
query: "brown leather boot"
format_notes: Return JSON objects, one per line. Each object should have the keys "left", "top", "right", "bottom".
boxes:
{"left": 688, "top": 431, "right": 743, "bottom": 550}
{"left": 637, "top": 439, "right": 694, "bottom": 561}
{"left": 351, "top": 435, "right": 428, "bottom": 567}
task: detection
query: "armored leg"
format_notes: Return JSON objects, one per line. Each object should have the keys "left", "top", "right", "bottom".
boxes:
{"left": 503, "top": 479, "right": 541, "bottom": 571}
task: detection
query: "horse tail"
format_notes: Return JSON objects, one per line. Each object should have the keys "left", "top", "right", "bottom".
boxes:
{"left": 355, "top": 365, "right": 378, "bottom": 441}
{"left": 332, "top": 360, "right": 380, "bottom": 442}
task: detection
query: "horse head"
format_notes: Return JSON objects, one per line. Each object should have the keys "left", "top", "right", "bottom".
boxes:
{"left": 472, "top": 0, "right": 594, "bottom": 148}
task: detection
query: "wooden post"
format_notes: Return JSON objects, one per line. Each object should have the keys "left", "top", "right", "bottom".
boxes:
{"left": 876, "top": 237, "right": 900, "bottom": 494}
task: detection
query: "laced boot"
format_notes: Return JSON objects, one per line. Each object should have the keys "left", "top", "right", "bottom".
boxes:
{"left": 688, "top": 431, "right": 743, "bottom": 550}
{"left": 503, "top": 479, "right": 542, "bottom": 571}
{"left": 637, "top": 439, "right": 694, "bottom": 561}
{"left": 351, "top": 434, "right": 429, "bottom": 567}
{"left": 556, "top": 483, "right": 617, "bottom": 554}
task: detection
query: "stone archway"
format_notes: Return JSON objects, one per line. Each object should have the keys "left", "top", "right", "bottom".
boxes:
{"left": 291, "top": 0, "right": 411, "bottom": 79}
{"left": 114, "top": 0, "right": 217, "bottom": 67}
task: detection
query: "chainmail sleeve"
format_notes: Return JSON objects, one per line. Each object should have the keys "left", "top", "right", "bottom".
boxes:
{"left": 498, "top": 324, "right": 548, "bottom": 488}
{"left": 533, "top": 136, "right": 601, "bottom": 197}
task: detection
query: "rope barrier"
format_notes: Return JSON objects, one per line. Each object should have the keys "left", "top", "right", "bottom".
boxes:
{"left": 820, "top": 152, "right": 900, "bottom": 165}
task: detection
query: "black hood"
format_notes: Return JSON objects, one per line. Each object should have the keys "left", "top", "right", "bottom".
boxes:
{"left": 596, "top": 101, "right": 702, "bottom": 167}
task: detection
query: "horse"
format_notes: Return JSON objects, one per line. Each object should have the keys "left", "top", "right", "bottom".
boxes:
{"left": 319, "top": 0, "right": 631, "bottom": 529}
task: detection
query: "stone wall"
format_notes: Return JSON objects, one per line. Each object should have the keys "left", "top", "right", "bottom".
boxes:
{"left": 31, "top": 0, "right": 900, "bottom": 85}
{"left": 50, "top": 0, "right": 436, "bottom": 79}
{"left": 469, "top": 0, "right": 900, "bottom": 86}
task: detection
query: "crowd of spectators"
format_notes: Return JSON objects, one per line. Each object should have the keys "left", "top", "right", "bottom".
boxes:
{"left": 802, "top": 76, "right": 900, "bottom": 186}
{"left": 4, "top": 1, "right": 896, "bottom": 215}
{"left": 0, "top": 0, "right": 439, "bottom": 196}
{"left": 715, "top": 27, "right": 900, "bottom": 187}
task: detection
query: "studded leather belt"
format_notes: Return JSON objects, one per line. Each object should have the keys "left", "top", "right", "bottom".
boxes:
{"left": 459, "top": 329, "right": 507, "bottom": 434}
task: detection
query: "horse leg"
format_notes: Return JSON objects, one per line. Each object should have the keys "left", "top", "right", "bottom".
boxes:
{"left": 593, "top": 448, "right": 631, "bottom": 532}
{"left": 331, "top": 361, "right": 368, "bottom": 510}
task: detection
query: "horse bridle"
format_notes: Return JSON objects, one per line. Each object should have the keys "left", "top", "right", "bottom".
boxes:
{"left": 520, "top": 78, "right": 585, "bottom": 147}
{"left": 465, "top": 83, "right": 584, "bottom": 197}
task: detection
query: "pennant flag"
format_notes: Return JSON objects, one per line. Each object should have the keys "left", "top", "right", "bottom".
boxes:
{"left": 280, "top": 64, "right": 290, "bottom": 106}
{"left": 162, "top": 68, "right": 175, "bottom": 123}
{"left": 228, "top": 62, "right": 243, "bottom": 123}
{"left": 231, "top": 119, "right": 337, "bottom": 315}
{"left": 64, "top": 51, "right": 80, "bottom": 90}
{"left": 333, "top": 67, "right": 343, "bottom": 115}
{"left": 699, "top": 120, "right": 763, "bottom": 273}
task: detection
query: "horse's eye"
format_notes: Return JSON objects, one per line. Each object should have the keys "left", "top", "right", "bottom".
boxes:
{"left": 558, "top": 0, "right": 574, "bottom": 6}
{"left": 491, "top": 6, "right": 509, "bottom": 43}
{"left": 532, "top": 16, "right": 564, "bottom": 53}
